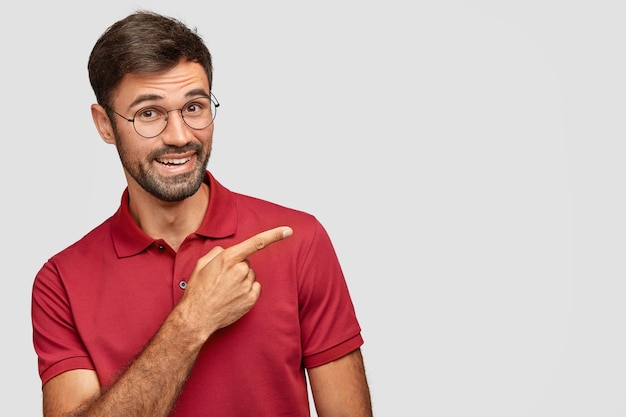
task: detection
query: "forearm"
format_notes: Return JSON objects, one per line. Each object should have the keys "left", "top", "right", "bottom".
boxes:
{"left": 49, "top": 308, "right": 207, "bottom": 417}
{"left": 308, "top": 349, "right": 373, "bottom": 417}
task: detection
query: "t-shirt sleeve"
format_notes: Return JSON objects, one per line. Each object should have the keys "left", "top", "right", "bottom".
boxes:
{"left": 297, "top": 220, "right": 364, "bottom": 368}
{"left": 31, "top": 259, "right": 94, "bottom": 387}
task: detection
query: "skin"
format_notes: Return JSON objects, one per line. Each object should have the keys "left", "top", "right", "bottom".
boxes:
{"left": 42, "top": 60, "right": 372, "bottom": 417}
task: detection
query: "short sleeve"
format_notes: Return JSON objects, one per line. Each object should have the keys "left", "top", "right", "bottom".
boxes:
{"left": 297, "top": 221, "right": 363, "bottom": 368}
{"left": 31, "top": 260, "right": 94, "bottom": 386}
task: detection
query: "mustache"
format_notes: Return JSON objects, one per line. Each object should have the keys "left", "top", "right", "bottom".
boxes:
{"left": 149, "top": 142, "right": 204, "bottom": 159}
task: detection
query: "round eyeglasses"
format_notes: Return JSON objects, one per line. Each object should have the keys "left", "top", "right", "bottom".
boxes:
{"left": 108, "top": 94, "right": 219, "bottom": 138}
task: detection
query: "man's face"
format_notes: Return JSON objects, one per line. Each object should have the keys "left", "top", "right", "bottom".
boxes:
{"left": 108, "top": 61, "right": 214, "bottom": 202}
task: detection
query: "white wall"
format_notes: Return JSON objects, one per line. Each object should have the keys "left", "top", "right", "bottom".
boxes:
{"left": 3, "top": 1, "right": 625, "bottom": 415}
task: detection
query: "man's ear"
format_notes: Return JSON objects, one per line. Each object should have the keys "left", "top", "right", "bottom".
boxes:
{"left": 91, "top": 104, "right": 116, "bottom": 144}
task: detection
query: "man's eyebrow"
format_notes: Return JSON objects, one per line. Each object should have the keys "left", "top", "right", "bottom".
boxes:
{"left": 185, "top": 88, "right": 210, "bottom": 98}
{"left": 127, "top": 89, "right": 210, "bottom": 110}
{"left": 128, "top": 94, "right": 163, "bottom": 109}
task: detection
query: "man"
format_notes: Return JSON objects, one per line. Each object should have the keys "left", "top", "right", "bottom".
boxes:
{"left": 31, "top": 10, "right": 372, "bottom": 417}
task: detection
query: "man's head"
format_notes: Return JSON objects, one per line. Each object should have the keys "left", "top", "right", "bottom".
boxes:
{"left": 88, "top": 11, "right": 213, "bottom": 109}
{"left": 89, "top": 12, "right": 216, "bottom": 202}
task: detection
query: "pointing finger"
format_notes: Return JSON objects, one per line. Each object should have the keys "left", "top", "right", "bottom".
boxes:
{"left": 226, "top": 226, "right": 293, "bottom": 262}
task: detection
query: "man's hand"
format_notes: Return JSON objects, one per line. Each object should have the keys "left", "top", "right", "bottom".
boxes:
{"left": 178, "top": 226, "right": 293, "bottom": 339}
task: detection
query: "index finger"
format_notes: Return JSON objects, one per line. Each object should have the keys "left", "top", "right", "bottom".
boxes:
{"left": 226, "top": 226, "right": 293, "bottom": 261}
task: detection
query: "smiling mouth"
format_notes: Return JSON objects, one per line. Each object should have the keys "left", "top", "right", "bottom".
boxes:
{"left": 156, "top": 156, "right": 191, "bottom": 166}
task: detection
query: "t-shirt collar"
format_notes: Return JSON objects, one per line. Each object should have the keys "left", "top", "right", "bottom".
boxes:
{"left": 111, "top": 171, "right": 237, "bottom": 257}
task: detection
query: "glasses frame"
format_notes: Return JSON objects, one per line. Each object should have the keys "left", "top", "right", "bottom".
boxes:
{"left": 107, "top": 93, "right": 220, "bottom": 139}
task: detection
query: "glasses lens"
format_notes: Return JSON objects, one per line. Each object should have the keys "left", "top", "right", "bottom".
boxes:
{"left": 181, "top": 96, "right": 217, "bottom": 130}
{"left": 133, "top": 106, "right": 168, "bottom": 138}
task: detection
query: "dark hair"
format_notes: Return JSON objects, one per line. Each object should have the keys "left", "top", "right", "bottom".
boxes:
{"left": 88, "top": 11, "right": 213, "bottom": 107}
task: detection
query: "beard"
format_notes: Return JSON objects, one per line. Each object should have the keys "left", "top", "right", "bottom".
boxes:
{"left": 114, "top": 131, "right": 211, "bottom": 202}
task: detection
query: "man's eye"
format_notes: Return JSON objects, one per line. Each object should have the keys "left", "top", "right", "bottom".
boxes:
{"left": 185, "top": 103, "right": 201, "bottom": 113}
{"left": 137, "top": 108, "right": 162, "bottom": 121}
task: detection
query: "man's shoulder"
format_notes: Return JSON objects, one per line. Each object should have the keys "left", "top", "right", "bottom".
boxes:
{"left": 49, "top": 214, "right": 116, "bottom": 263}
{"left": 233, "top": 191, "right": 309, "bottom": 214}
{"left": 227, "top": 191, "right": 332, "bottom": 248}
{"left": 232, "top": 191, "right": 320, "bottom": 225}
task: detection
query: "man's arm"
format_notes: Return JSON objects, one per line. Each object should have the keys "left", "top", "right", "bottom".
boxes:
{"left": 308, "top": 348, "right": 373, "bottom": 417}
{"left": 41, "top": 226, "right": 292, "bottom": 417}
{"left": 43, "top": 306, "right": 207, "bottom": 417}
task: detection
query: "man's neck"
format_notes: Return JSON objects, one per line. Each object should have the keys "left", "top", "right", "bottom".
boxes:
{"left": 127, "top": 182, "right": 210, "bottom": 251}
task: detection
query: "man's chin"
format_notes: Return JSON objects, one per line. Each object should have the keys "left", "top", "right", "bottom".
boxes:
{"left": 154, "top": 181, "right": 204, "bottom": 202}
{"left": 140, "top": 172, "right": 205, "bottom": 202}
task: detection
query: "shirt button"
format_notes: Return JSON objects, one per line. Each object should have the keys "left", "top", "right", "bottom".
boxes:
{"left": 157, "top": 245, "right": 165, "bottom": 252}
{"left": 179, "top": 280, "right": 187, "bottom": 290}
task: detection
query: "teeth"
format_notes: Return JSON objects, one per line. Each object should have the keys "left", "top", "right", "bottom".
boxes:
{"left": 157, "top": 157, "right": 190, "bottom": 165}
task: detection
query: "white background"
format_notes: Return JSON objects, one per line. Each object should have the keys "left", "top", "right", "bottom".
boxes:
{"left": 2, "top": 1, "right": 625, "bottom": 416}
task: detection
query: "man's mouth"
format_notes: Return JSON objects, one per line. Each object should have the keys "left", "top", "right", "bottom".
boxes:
{"left": 156, "top": 156, "right": 191, "bottom": 166}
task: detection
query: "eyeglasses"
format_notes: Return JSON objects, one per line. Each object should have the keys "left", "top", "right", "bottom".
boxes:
{"left": 108, "top": 94, "right": 219, "bottom": 138}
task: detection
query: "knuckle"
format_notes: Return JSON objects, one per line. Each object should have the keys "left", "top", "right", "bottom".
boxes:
{"left": 233, "top": 262, "right": 250, "bottom": 276}
{"left": 253, "top": 236, "right": 266, "bottom": 250}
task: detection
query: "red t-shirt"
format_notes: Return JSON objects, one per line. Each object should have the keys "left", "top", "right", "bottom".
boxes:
{"left": 32, "top": 171, "right": 363, "bottom": 416}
